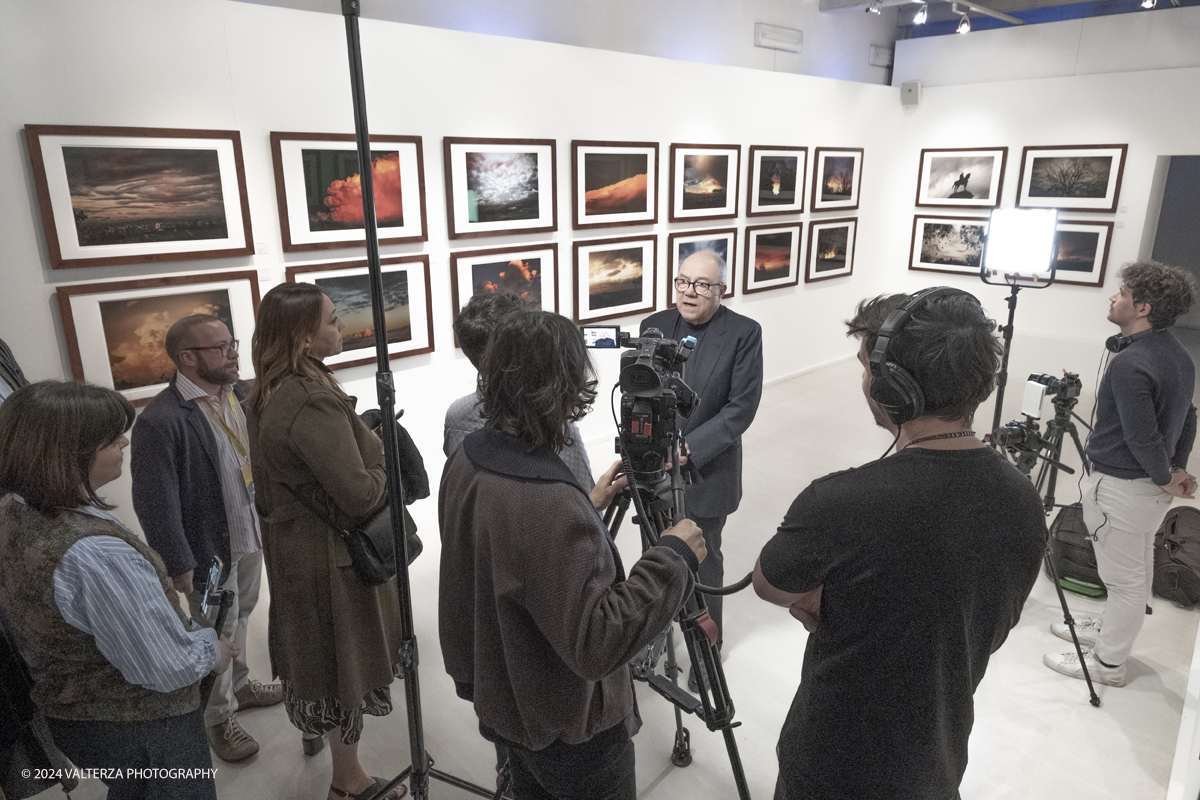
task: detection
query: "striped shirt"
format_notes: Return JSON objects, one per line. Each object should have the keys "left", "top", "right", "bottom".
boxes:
{"left": 175, "top": 373, "right": 262, "bottom": 558}
{"left": 47, "top": 503, "right": 219, "bottom": 693}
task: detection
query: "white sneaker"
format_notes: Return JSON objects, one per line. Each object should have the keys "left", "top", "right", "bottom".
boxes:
{"left": 1050, "top": 617, "right": 1101, "bottom": 648}
{"left": 1043, "top": 648, "right": 1127, "bottom": 687}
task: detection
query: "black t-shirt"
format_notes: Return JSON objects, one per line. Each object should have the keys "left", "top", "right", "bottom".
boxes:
{"left": 759, "top": 446, "right": 1046, "bottom": 800}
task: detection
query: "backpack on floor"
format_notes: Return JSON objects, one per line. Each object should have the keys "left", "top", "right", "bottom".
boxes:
{"left": 1046, "top": 502, "right": 1107, "bottom": 598}
{"left": 1153, "top": 506, "right": 1200, "bottom": 608}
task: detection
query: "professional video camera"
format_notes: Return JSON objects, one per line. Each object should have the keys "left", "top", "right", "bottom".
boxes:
{"left": 616, "top": 329, "right": 698, "bottom": 480}
{"left": 588, "top": 326, "right": 752, "bottom": 798}
{"left": 993, "top": 372, "right": 1083, "bottom": 477}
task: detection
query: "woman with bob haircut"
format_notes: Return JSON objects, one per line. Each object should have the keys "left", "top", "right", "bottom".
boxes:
{"left": 0, "top": 381, "right": 233, "bottom": 800}
{"left": 246, "top": 281, "right": 405, "bottom": 800}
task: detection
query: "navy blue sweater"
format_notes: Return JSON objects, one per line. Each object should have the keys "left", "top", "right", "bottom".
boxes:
{"left": 1086, "top": 328, "right": 1197, "bottom": 485}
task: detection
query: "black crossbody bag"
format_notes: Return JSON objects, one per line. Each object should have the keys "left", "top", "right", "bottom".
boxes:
{"left": 284, "top": 486, "right": 422, "bottom": 586}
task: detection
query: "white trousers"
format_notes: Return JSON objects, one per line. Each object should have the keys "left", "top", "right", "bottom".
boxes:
{"left": 1081, "top": 471, "right": 1173, "bottom": 665}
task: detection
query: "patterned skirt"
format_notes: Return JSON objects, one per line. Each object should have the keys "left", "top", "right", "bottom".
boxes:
{"left": 281, "top": 663, "right": 402, "bottom": 745}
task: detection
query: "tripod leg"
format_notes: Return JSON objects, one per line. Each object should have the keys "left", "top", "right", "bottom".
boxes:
{"left": 1044, "top": 544, "right": 1101, "bottom": 707}
{"left": 664, "top": 625, "right": 692, "bottom": 767}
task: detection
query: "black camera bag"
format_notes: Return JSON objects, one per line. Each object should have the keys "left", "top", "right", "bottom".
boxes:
{"left": 1046, "top": 502, "right": 1107, "bottom": 597}
{"left": 1153, "top": 506, "right": 1200, "bottom": 608}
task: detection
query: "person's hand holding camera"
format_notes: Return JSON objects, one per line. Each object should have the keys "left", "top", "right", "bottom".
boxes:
{"left": 589, "top": 459, "right": 629, "bottom": 510}
{"left": 171, "top": 569, "right": 194, "bottom": 596}
{"left": 212, "top": 636, "right": 239, "bottom": 675}
{"left": 663, "top": 518, "right": 706, "bottom": 564}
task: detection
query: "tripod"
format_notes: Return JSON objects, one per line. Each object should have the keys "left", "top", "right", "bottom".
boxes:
{"left": 604, "top": 444, "right": 753, "bottom": 800}
{"left": 1005, "top": 394, "right": 1102, "bottom": 707}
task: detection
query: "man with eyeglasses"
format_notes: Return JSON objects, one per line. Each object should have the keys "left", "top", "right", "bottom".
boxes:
{"left": 130, "top": 315, "right": 282, "bottom": 764}
{"left": 641, "top": 250, "right": 763, "bottom": 688}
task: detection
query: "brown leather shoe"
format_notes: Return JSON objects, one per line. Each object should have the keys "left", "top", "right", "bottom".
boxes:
{"left": 208, "top": 717, "right": 260, "bottom": 762}
{"left": 234, "top": 679, "right": 283, "bottom": 710}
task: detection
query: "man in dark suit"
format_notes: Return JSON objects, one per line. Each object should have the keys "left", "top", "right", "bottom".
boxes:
{"left": 131, "top": 315, "right": 283, "bottom": 763}
{"left": 641, "top": 250, "right": 763, "bottom": 677}
{"left": 0, "top": 337, "right": 29, "bottom": 406}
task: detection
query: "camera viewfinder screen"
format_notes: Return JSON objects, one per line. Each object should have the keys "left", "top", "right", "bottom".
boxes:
{"left": 582, "top": 325, "right": 621, "bottom": 348}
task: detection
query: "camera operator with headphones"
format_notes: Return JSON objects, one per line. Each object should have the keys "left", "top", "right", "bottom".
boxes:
{"left": 1043, "top": 261, "right": 1197, "bottom": 688}
{"left": 752, "top": 289, "right": 1046, "bottom": 800}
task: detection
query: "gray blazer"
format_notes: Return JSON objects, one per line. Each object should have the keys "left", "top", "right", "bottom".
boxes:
{"left": 641, "top": 306, "right": 763, "bottom": 517}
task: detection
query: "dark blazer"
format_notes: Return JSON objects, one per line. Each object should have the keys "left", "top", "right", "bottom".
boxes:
{"left": 0, "top": 338, "right": 29, "bottom": 396}
{"left": 641, "top": 305, "right": 763, "bottom": 517}
{"left": 130, "top": 375, "right": 249, "bottom": 580}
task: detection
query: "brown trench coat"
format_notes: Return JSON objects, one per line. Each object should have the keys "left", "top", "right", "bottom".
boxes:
{"left": 246, "top": 372, "right": 401, "bottom": 707}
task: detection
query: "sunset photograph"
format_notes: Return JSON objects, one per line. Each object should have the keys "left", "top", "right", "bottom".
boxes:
{"left": 584, "top": 152, "right": 648, "bottom": 215}
{"left": 302, "top": 148, "right": 403, "bottom": 231}
{"left": 315, "top": 271, "right": 411, "bottom": 351}
{"left": 682, "top": 153, "right": 729, "bottom": 211}
{"left": 752, "top": 231, "right": 794, "bottom": 282}
{"left": 589, "top": 247, "right": 644, "bottom": 310}
{"left": 471, "top": 258, "right": 542, "bottom": 307}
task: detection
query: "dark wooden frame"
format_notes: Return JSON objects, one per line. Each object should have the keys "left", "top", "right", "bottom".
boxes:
{"left": 742, "top": 222, "right": 803, "bottom": 295}
{"left": 914, "top": 146, "right": 1007, "bottom": 209}
{"left": 668, "top": 143, "right": 742, "bottom": 223}
{"left": 448, "top": 244, "right": 560, "bottom": 347}
{"left": 1015, "top": 144, "right": 1128, "bottom": 213}
{"left": 810, "top": 147, "right": 865, "bottom": 213}
{"left": 443, "top": 136, "right": 558, "bottom": 240}
{"left": 26, "top": 124, "right": 255, "bottom": 270}
{"left": 285, "top": 255, "right": 434, "bottom": 370}
{"left": 270, "top": 131, "right": 428, "bottom": 252}
{"left": 907, "top": 214, "right": 991, "bottom": 277}
{"left": 572, "top": 235, "right": 658, "bottom": 324}
{"left": 806, "top": 217, "right": 858, "bottom": 283}
{"left": 1051, "top": 219, "right": 1115, "bottom": 287}
{"left": 56, "top": 270, "right": 261, "bottom": 406}
{"left": 746, "top": 145, "right": 808, "bottom": 217}
{"left": 570, "top": 140, "right": 659, "bottom": 231}
{"left": 666, "top": 228, "right": 736, "bottom": 309}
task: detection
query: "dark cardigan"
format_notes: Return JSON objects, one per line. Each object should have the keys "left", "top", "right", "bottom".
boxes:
{"left": 438, "top": 428, "right": 695, "bottom": 751}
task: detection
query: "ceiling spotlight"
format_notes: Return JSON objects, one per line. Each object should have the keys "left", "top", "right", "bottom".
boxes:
{"left": 957, "top": 14, "right": 971, "bottom": 32}
{"left": 1141, "top": 0, "right": 1156, "bottom": 7}
{"left": 866, "top": 0, "right": 883, "bottom": 14}
{"left": 913, "top": 3, "right": 928, "bottom": 23}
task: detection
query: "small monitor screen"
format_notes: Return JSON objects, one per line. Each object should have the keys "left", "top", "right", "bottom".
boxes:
{"left": 581, "top": 325, "right": 621, "bottom": 348}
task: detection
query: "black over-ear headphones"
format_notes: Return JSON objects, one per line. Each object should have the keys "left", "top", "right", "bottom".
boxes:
{"left": 1105, "top": 328, "right": 1156, "bottom": 353}
{"left": 868, "top": 286, "right": 980, "bottom": 426}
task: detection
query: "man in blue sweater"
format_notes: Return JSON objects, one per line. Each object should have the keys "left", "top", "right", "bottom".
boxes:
{"left": 1045, "top": 261, "right": 1198, "bottom": 687}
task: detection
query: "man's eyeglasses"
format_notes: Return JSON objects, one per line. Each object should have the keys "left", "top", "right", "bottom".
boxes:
{"left": 674, "top": 277, "right": 723, "bottom": 297}
{"left": 185, "top": 340, "right": 239, "bottom": 358}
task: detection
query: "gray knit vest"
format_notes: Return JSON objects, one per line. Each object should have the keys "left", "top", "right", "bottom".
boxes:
{"left": 0, "top": 496, "right": 200, "bottom": 721}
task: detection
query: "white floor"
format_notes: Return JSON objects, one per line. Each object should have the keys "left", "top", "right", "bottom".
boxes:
{"left": 44, "top": 346, "right": 1200, "bottom": 800}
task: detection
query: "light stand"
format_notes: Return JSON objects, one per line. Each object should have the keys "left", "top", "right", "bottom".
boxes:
{"left": 338, "top": 3, "right": 496, "bottom": 798}
{"left": 979, "top": 208, "right": 1059, "bottom": 448}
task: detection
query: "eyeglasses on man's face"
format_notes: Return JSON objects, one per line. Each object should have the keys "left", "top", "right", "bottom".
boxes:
{"left": 674, "top": 277, "right": 723, "bottom": 297}
{"left": 186, "top": 340, "right": 239, "bottom": 358}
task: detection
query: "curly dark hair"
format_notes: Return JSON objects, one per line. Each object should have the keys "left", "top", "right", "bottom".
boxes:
{"left": 479, "top": 311, "right": 597, "bottom": 451}
{"left": 1119, "top": 261, "right": 1196, "bottom": 329}
{"left": 454, "top": 292, "right": 524, "bottom": 369}
{"left": 845, "top": 291, "right": 1002, "bottom": 423}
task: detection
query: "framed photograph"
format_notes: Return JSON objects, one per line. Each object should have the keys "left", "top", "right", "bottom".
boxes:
{"left": 571, "top": 140, "right": 658, "bottom": 230}
{"left": 666, "top": 229, "right": 736, "bottom": 309}
{"left": 743, "top": 223, "right": 803, "bottom": 294}
{"left": 286, "top": 255, "right": 434, "bottom": 370}
{"left": 915, "top": 147, "right": 1007, "bottom": 209}
{"left": 56, "top": 271, "right": 260, "bottom": 406}
{"left": 668, "top": 143, "right": 741, "bottom": 222}
{"left": 270, "top": 132, "right": 427, "bottom": 252}
{"left": 806, "top": 218, "right": 857, "bottom": 282}
{"left": 443, "top": 137, "right": 557, "bottom": 239}
{"left": 811, "top": 147, "right": 864, "bottom": 212}
{"left": 746, "top": 145, "right": 807, "bottom": 217}
{"left": 572, "top": 235, "right": 658, "bottom": 323}
{"left": 449, "top": 244, "right": 560, "bottom": 335}
{"left": 26, "top": 125, "right": 254, "bottom": 270}
{"left": 1051, "top": 220, "right": 1114, "bottom": 287}
{"left": 908, "top": 214, "right": 990, "bottom": 276}
{"left": 1016, "top": 144, "right": 1128, "bottom": 213}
